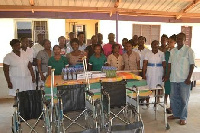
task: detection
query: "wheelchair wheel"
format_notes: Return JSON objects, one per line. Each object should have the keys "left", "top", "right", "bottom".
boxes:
{"left": 43, "top": 104, "right": 51, "bottom": 133}
{"left": 53, "top": 101, "right": 65, "bottom": 133}
{"left": 85, "top": 110, "right": 95, "bottom": 129}
{"left": 12, "top": 110, "right": 21, "bottom": 133}
{"left": 94, "top": 99, "right": 103, "bottom": 129}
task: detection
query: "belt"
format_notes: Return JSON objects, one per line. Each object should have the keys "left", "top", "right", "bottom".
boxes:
{"left": 147, "top": 63, "right": 162, "bottom": 67}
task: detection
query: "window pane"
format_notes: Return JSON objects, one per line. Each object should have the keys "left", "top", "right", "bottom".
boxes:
{"left": 16, "top": 22, "right": 32, "bottom": 39}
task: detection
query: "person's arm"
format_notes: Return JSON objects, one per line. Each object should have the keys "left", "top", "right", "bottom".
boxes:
{"left": 142, "top": 60, "right": 148, "bottom": 79}
{"left": 88, "top": 64, "right": 92, "bottom": 71}
{"left": 164, "top": 63, "right": 171, "bottom": 82}
{"left": 185, "top": 64, "right": 194, "bottom": 85}
{"left": 137, "top": 60, "right": 140, "bottom": 70}
{"left": 3, "top": 64, "right": 13, "bottom": 89}
{"left": 28, "top": 61, "right": 36, "bottom": 83}
{"left": 37, "top": 59, "right": 45, "bottom": 81}
{"left": 162, "top": 61, "right": 166, "bottom": 81}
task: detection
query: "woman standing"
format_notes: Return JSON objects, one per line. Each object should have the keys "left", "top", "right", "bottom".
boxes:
{"left": 164, "top": 34, "right": 176, "bottom": 113}
{"left": 3, "top": 39, "right": 35, "bottom": 96}
{"left": 89, "top": 44, "right": 107, "bottom": 71}
{"left": 48, "top": 45, "right": 69, "bottom": 75}
{"left": 37, "top": 39, "right": 53, "bottom": 86}
{"left": 66, "top": 38, "right": 86, "bottom": 67}
{"left": 107, "top": 44, "right": 124, "bottom": 70}
{"left": 122, "top": 41, "right": 140, "bottom": 71}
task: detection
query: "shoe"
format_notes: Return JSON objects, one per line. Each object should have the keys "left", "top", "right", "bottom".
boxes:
{"left": 180, "top": 120, "right": 187, "bottom": 125}
{"left": 166, "top": 108, "right": 172, "bottom": 114}
{"left": 167, "top": 115, "right": 180, "bottom": 120}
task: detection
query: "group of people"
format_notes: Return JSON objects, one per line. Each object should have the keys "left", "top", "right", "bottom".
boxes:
{"left": 3, "top": 31, "right": 194, "bottom": 126}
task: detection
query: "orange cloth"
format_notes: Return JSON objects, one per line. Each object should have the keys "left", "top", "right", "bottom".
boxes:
{"left": 45, "top": 72, "right": 142, "bottom": 88}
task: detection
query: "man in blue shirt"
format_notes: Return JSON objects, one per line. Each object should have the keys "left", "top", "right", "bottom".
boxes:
{"left": 165, "top": 32, "right": 195, "bottom": 125}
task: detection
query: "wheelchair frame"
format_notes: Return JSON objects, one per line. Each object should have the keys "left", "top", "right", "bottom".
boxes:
{"left": 12, "top": 89, "right": 51, "bottom": 133}
{"left": 100, "top": 81, "right": 144, "bottom": 133}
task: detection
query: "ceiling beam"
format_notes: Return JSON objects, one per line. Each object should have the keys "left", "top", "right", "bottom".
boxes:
{"left": 177, "top": 0, "right": 200, "bottom": 19}
{"left": 1, "top": 5, "right": 200, "bottom": 18}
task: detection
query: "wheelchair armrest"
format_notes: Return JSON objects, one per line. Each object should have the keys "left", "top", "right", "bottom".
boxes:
{"left": 85, "top": 90, "right": 94, "bottom": 96}
{"left": 126, "top": 88, "right": 137, "bottom": 93}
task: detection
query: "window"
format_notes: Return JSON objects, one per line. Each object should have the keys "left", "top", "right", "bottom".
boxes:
{"left": 181, "top": 26, "right": 192, "bottom": 47}
{"left": 15, "top": 20, "right": 48, "bottom": 42}
{"left": 132, "top": 24, "right": 160, "bottom": 45}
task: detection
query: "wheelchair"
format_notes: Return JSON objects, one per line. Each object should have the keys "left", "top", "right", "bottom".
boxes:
{"left": 100, "top": 80, "right": 144, "bottom": 133}
{"left": 52, "top": 84, "right": 101, "bottom": 133}
{"left": 12, "top": 89, "right": 51, "bottom": 133}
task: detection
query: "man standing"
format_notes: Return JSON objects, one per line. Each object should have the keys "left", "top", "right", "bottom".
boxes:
{"left": 66, "top": 32, "right": 75, "bottom": 53}
{"left": 58, "top": 36, "right": 66, "bottom": 56}
{"left": 77, "top": 32, "right": 86, "bottom": 51}
{"left": 103, "top": 33, "right": 122, "bottom": 57}
{"left": 165, "top": 32, "right": 195, "bottom": 125}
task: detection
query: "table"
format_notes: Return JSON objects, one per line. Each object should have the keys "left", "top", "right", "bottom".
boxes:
{"left": 191, "top": 67, "right": 200, "bottom": 90}
{"left": 44, "top": 72, "right": 149, "bottom": 101}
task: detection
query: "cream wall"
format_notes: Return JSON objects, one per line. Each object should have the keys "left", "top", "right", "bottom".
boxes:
{"left": 48, "top": 19, "right": 66, "bottom": 46}
{"left": 65, "top": 19, "right": 99, "bottom": 40}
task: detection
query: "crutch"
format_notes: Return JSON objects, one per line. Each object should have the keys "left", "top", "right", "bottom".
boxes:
{"left": 50, "top": 68, "right": 55, "bottom": 132}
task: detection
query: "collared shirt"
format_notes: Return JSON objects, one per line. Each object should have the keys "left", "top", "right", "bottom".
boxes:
{"left": 122, "top": 51, "right": 140, "bottom": 70}
{"left": 48, "top": 56, "right": 69, "bottom": 75}
{"left": 3, "top": 51, "right": 31, "bottom": 77}
{"left": 107, "top": 54, "right": 124, "bottom": 70}
{"left": 32, "top": 43, "right": 44, "bottom": 58}
{"left": 37, "top": 50, "right": 54, "bottom": 73}
{"left": 89, "top": 54, "right": 107, "bottom": 71}
{"left": 66, "top": 42, "right": 73, "bottom": 53}
{"left": 169, "top": 45, "right": 195, "bottom": 82}
{"left": 79, "top": 43, "right": 87, "bottom": 51}
{"left": 20, "top": 47, "right": 34, "bottom": 62}
{"left": 103, "top": 43, "right": 123, "bottom": 57}
{"left": 133, "top": 47, "right": 150, "bottom": 69}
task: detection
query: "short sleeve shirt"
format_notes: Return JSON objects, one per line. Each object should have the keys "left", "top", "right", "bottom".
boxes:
{"left": 107, "top": 54, "right": 124, "bottom": 70}
{"left": 133, "top": 47, "right": 150, "bottom": 69}
{"left": 3, "top": 51, "right": 31, "bottom": 77}
{"left": 89, "top": 54, "right": 107, "bottom": 71}
{"left": 169, "top": 45, "right": 195, "bottom": 82}
{"left": 66, "top": 51, "right": 84, "bottom": 67}
{"left": 48, "top": 56, "right": 69, "bottom": 75}
{"left": 103, "top": 43, "right": 123, "bottom": 57}
{"left": 122, "top": 51, "right": 140, "bottom": 70}
{"left": 37, "top": 50, "right": 54, "bottom": 73}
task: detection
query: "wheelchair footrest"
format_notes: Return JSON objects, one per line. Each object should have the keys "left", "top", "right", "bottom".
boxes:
{"left": 111, "top": 121, "right": 143, "bottom": 132}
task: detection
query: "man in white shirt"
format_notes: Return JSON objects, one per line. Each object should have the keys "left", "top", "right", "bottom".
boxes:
{"left": 66, "top": 32, "right": 75, "bottom": 53}
{"left": 77, "top": 32, "right": 86, "bottom": 51}
{"left": 165, "top": 32, "right": 195, "bottom": 125}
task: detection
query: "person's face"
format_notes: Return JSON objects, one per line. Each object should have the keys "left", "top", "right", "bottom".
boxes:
{"left": 176, "top": 34, "right": 185, "bottom": 47}
{"left": 78, "top": 34, "right": 85, "bottom": 43}
{"left": 161, "top": 37, "right": 168, "bottom": 46}
{"left": 94, "top": 46, "right": 101, "bottom": 54}
{"left": 44, "top": 40, "right": 51, "bottom": 50}
{"left": 28, "top": 40, "right": 34, "bottom": 48}
{"left": 59, "top": 38, "right": 66, "bottom": 47}
{"left": 122, "top": 40, "right": 128, "bottom": 48}
{"left": 167, "top": 38, "right": 176, "bottom": 49}
{"left": 69, "top": 33, "right": 75, "bottom": 40}
{"left": 126, "top": 43, "right": 132, "bottom": 52}
{"left": 12, "top": 42, "right": 21, "bottom": 51}
{"left": 37, "top": 34, "right": 44, "bottom": 43}
{"left": 21, "top": 38, "right": 29, "bottom": 47}
{"left": 108, "top": 34, "right": 115, "bottom": 42}
{"left": 132, "top": 35, "right": 138, "bottom": 44}
{"left": 113, "top": 46, "right": 119, "bottom": 54}
{"left": 53, "top": 47, "right": 61, "bottom": 55}
{"left": 98, "top": 34, "right": 103, "bottom": 42}
{"left": 91, "top": 36, "right": 98, "bottom": 45}
{"left": 138, "top": 37, "right": 145, "bottom": 46}
{"left": 151, "top": 41, "right": 159, "bottom": 51}
{"left": 71, "top": 42, "right": 79, "bottom": 51}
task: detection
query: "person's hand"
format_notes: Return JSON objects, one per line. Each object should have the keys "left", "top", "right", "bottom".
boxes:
{"left": 184, "top": 78, "right": 191, "bottom": 85}
{"left": 163, "top": 75, "right": 169, "bottom": 82}
{"left": 32, "top": 76, "right": 36, "bottom": 83}
{"left": 8, "top": 82, "right": 13, "bottom": 89}
{"left": 41, "top": 75, "right": 46, "bottom": 81}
